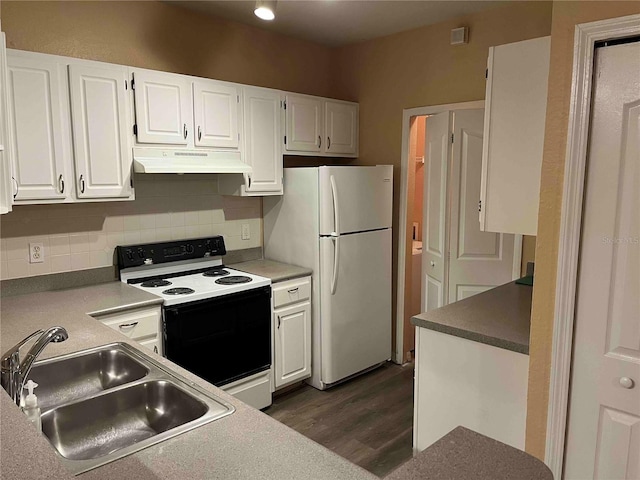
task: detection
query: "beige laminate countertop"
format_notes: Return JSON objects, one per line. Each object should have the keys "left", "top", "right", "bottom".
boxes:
{"left": 411, "top": 281, "right": 533, "bottom": 354}
{"left": 0, "top": 282, "right": 375, "bottom": 480}
{"left": 229, "top": 259, "right": 312, "bottom": 283}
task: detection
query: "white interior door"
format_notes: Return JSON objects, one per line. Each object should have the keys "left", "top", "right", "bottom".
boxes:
{"left": 422, "top": 111, "right": 451, "bottom": 311}
{"left": 448, "top": 109, "right": 517, "bottom": 302}
{"left": 133, "top": 69, "right": 191, "bottom": 145}
{"left": 193, "top": 80, "right": 239, "bottom": 149}
{"left": 68, "top": 64, "right": 132, "bottom": 198}
{"left": 564, "top": 41, "right": 640, "bottom": 480}
{"left": 319, "top": 229, "right": 392, "bottom": 385}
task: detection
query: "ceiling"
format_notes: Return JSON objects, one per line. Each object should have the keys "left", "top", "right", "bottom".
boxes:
{"left": 166, "top": 1, "right": 507, "bottom": 47}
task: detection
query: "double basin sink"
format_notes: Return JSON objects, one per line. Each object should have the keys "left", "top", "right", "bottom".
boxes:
{"left": 28, "top": 343, "right": 234, "bottom": 475}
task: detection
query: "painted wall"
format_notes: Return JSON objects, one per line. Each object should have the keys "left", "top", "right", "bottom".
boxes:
{"left": 525, "top": 0, "right": 640, "bottom": 460}
{"left": 333, "top": 1, "right": 552, "bottom": 362}
{"left": 0, "top": 1, "right": 334, "bottom": 97}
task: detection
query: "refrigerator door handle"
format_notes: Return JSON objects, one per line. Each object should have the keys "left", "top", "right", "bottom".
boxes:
{"left": 331, "top": 235, "right": 340, "bottom": 295}
{"left": 330, "top": 175, "right": 340, "bottom": 235}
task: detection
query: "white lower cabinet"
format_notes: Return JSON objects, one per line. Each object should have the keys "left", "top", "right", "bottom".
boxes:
{"left": 413, "top": 327, "right": 528, "bottom": 452}
{"left": 273, "top": 276, "right": 312, "bottom": 389}
{"left": 93, "top": 305, "right": 163, "bottom": 356}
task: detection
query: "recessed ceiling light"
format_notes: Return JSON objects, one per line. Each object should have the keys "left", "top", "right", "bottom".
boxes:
{"left": 254, "top": 0, "right": 276, "bottom": 21}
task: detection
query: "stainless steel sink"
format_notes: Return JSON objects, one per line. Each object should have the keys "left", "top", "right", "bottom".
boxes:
{"left": 28, "top": 346, "right": 149, "bottom": 411}
{"left": 29, "top": 343, "right": 234, "bottom": 475}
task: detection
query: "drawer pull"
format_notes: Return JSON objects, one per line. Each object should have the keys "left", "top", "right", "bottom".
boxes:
{"left": 287, "top": 288, "right": 299, "bottom": 294}
{"left": 118, "top": 322, "right": 139, "bottom": 330}
{"left": 277, "top": 315, "right": 281, "bottom": 329}
{"left": 154, "top": 346, "right": 158, "bottom": 354}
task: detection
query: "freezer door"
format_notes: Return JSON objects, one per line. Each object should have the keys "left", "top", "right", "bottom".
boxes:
{"left": 319, "top": 166, "right": 393, "bottom": 235}
{"left": 319, "top": 229, "right": 392, "bottom": 385}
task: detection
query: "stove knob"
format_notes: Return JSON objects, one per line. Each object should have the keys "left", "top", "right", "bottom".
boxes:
{"left": 126, "top": 250, "right": 134, "bottom": 261}
{"left": 185, "top": 244, "right": 194, "bottom": 254}
{"left": 137, "top": 248, "right": 145, "bottom": 258}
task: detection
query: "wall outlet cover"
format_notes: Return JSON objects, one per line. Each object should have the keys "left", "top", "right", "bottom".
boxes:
{"left": 29, "top": 242, "right": 44, "bottom": 263}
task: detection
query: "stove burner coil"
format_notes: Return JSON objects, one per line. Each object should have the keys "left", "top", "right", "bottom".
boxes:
{"left": 162, "top": 287, "right": 196, "bottom": 295}
{"left": 141, "top": 279, "right": 172, "bottom": 288}
{"left": 214, "top": 276, "right": 253, "bottom": 285}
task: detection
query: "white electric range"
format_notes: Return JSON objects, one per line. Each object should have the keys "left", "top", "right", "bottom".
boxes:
{"left": 117, "top": 236, "right": 273, "bottom": 409}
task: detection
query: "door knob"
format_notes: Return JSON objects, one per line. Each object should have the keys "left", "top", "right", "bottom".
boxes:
{"left": 619, "top": 377, "right": 635, "bottom": 389}
{"left": 430, "top": 261, "right": 435, "bottom": 267}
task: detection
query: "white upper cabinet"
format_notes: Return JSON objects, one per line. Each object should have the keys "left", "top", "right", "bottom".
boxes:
{"left": 0, "top": 31, "right": 13, "bottom": 214}
{"left": 6, "top": 53, "right": 71, "bottom": 202}
{"left": 285, "top": 93, "right": 322, "bottom": 153}
{"left": 480, "top": 36, "right": 551, "bottom": 236}
{"left": 132, "top": 69, "right": 192, "bottom": 146}
{"left": 193, "top": 80, "right": 240, "bottom": 149}
{"left": 69, "top": 64, "right": 132, "bottom": 199}
{"left": 324, "top": 101, "right": 358, "bottom": 155}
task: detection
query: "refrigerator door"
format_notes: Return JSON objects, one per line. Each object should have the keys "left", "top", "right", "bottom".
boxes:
{"left": 319, "top": 166, "right": 393, "bottom": 235}
{"left": 319, "top": 228, "right": 392, "bottom": 385}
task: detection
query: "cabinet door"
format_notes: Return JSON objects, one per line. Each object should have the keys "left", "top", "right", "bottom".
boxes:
{"left": 0, "top": 33, "right": 13, "bottom": 214}
{"left": 243, "top": 86, "right": 282, "bottom": 194}
{"left": 193, "top": 80, "right": 240, "bottom": 148}
{"left": 285, "top": 94, "right": 322, "bottom": 152}
{"left": 69, "top": 64, "right": 132, "bottom": 198}
{"left": 274, "top": 301, "right": 311, "bottom": 388}
{"left": 480, "top": 36, "right": 550, "bottom": 236}
{"left": 132, "top": 69, "right": 191, "bottom": 145}
{"left": 6, "top": 54, "right": 70, "bottom": 201}
{"left": 324, "top": 101, "right": 358, "bottom": 155}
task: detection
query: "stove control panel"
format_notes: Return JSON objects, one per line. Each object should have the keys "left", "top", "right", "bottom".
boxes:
{"left": 116, "top": 237, "right": 227, "bottom": 269}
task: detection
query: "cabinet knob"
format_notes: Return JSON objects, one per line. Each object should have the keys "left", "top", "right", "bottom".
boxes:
{"left": 620, "top": 377, "right": 635, "bottom": 389}
{"left": 79, "top": 175, "right": 85, "bottom": 194}
{"left": 58, "top": 174, "right": 65, "bottom": 194}
{"left": 197, "top": 125, "right": 202, "bottom": 141}
{"left": 277, "top": 315, "right": 281, "bottom": 329}
{"left": 318, "top": 135, "right": 321, "bottom": 148}
{"left": 183, "top": 124, "right": 188, "bottom": 139}
{"left": 327, "top": 137, "right": 331, "bottom": 149}
{"left": 430, "top": 261, "right": 435, "bottom": 267}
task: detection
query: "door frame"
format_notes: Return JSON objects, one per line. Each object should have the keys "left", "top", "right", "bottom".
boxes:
{"left": 395, "top": 100, "right": 522, "bottom": 364}
{"left": 544, "top": 13, "right": 640, "bottom": 480}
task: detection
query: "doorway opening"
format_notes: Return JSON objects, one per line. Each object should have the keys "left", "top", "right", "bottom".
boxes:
{"left": 396, "top": 102, "right": 523, "bottom": 365}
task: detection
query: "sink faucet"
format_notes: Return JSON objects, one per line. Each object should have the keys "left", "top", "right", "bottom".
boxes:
{"left": 1, "top": 327, "right": 69, "bottom": 405}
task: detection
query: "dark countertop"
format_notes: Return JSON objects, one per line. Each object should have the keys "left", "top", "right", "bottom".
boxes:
{"left": 411, "top": 281, "right": 533, "bottom": 354}
{"left": 229, "top": 259, "right": 312, "bottom": 283}
{"left": 385, "top": 426, "right": 552, "bottom": 480}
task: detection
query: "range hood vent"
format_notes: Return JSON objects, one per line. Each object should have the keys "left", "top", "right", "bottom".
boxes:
{"left": 133, "top": 148, "right": 251, "bottom": 174}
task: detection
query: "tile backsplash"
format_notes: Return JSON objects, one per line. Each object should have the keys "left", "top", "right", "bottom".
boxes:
{"left": 0, "top": 175, "right": 262, "bottom": 280}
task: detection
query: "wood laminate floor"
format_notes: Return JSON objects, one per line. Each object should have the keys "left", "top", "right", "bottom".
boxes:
{"left": 264, "top": 362, "right": 415, "bottom": 478}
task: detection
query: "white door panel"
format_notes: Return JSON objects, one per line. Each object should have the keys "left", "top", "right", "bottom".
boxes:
{"left": 7, "top": 55, "right": 70, "bottom": 201}
{"left": 318, "top": 165, "right": 393, "bottom": 235}
{"left": 193, "top": 80, "right": 239, "bottom": 149}
{"left": 324, "top": 101, "right": 357, "bottom": 155}
{"left": 564, "top": 41, "right": 640, "bottom": 480}
{"left": 285, "top": 94, "right": 322, "bottom": 152}
{"left": 319, "top": 229, "right": 392, "bottom": 385}
{"left": 69, "top": 64, "right": 132, "bottom": 198}
{"left": 422, "top": 111, "right": 451, "bottom": 311}
{"left": 133, "top": 69, "right": 191, "bottom": 145}
{"left": 448, "top": 109, "right": 515, "bottom": 302}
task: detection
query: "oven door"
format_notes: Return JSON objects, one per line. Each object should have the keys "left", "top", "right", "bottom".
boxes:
{"left": 163, "top": 286, "right": 271, "bottom": 387}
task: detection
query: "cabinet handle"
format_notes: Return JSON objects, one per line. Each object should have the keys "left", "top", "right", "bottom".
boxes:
{"left": 198, "top": 126, "right": 202, "bottom": 141}
{"left": 183, "top": 124, "right": 188, "bottom": 139}
{"left": 58, "top": 174, "right": 65, "bottom": 194}
{"left": 118, "top": 322, "right": 138, "bottom": 330}
{"left": 318, "top": 135, "right": 321, "bottom": 148}
{"left": 327, "top": 137, "right": 331, "bottom": 149}
{"left": 153, "top": 345, "right": 158, "bottom": 354}
{"left": 287, "top": 287, "right": 299, "bottom": 294}
{"left": 277, "top": 315, "right": 281, "bottom": 329}
{"left": 79, "top": 175, "right": 85, "bottom": 194}
{"left": 11, "top": 177, "right": 18, "bottom": 199}
{"left": 620, "top": 377, "right": 635, "bottom": 389}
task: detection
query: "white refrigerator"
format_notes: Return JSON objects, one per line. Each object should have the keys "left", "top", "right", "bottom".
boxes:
{"left": 263, "top": 166, "right": 393, "bottom": 390}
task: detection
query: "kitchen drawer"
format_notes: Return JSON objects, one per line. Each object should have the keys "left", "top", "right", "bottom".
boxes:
{"left": 221, "top": 369, "right": 272, "bottom": 410}
{"left": 273, "top": 276, "right": 311, "bottom": 309}
{"left": 95, "top": 306, "right": 161, "bottom": 341}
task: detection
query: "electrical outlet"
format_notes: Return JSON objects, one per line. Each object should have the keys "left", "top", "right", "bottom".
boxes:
{"left": 29, "top": 242, "right": 44, "bottom": 263}
{"left": 241, "top": 223, "right": 250, "bottom": 240}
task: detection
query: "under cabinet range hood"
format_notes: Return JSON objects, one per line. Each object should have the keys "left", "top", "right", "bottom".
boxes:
{"left": 133, "top": 148, "right": 251, "bottom": 174}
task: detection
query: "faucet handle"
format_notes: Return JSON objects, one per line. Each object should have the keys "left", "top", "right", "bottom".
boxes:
{"left": 1, "top": 330, "right": 44, "bottom": 367}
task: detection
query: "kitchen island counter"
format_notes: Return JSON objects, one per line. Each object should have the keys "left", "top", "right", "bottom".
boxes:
{"left": 0, "top": 282, "right": 376, "bottom": 480}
